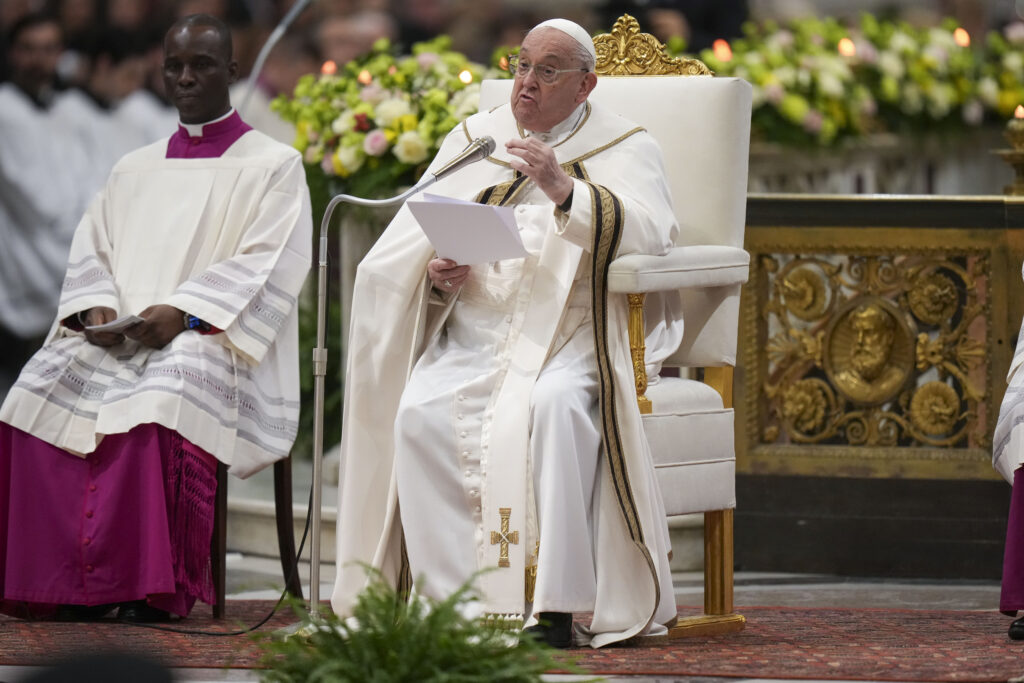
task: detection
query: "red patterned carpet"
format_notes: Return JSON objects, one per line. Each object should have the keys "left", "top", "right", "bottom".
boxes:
{"left": 1, "top": 602, "right": 1023, "bottom": 681}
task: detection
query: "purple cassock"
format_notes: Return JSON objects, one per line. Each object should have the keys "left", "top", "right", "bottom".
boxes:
{"left": 1002, "top": 467, "right": 1024, "bottom": 615}
{"left": 0, "top": 112, "right": 253, "bottom": 619}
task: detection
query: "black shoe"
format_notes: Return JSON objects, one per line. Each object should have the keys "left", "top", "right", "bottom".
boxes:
{"left": 1010, "top": 617, "right": 1024, "bottom": 640}
{"left": 523, "top": 611, "right": 573, "bottom": 648}
{"left": 54, "top": 603, "right": 117, "bottom": 621}
{"left": 117, "top": 600, "right": 172, "bottom": 623}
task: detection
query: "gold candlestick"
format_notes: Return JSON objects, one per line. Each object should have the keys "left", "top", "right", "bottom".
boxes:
{"left": 997, "top": 105, "right": 1024, "bottom": 196}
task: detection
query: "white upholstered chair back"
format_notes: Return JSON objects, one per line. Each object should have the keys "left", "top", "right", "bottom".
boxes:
{"left": 477, "top": 76, "right": 751, "bottom": 369}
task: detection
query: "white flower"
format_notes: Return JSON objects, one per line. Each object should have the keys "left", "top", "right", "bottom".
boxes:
{"left": 450, "top": 84, "right": 480, "bottom": 121}
{"left": 763, "top": 82, "right": 785, "bottom": 105}
{"left": 925, "top": 84, "right": 952, "bottom": 118}
{"left": 337, "top": 145, "right": 365, "bottom": 174}
{"left": 359, "top": 83, "right": 386, "bottom": 106}
{"left": 817, "top": 72, "right": 845, "bottom": 98}
{"left": 416, "top": 52, "right": 440, "bottom": 70}
{"left": 1005, "top": 21, "right": 1024, "bottom": 45}
{"left": 331, "top": 111, "right": 355, "bottom": 135}
{"left": 1003, "top": 52, "right": 1024, "bottom": 74}
{"left": 889, "top": 31, "right": 916, "bottom": 53}
{"left": 774, "top": 65, "right": 797, "bottom": 87}
{"left": 375, "top": 97, "right": 413, "bottom": 127}
{"left": 855, "top": 39, "right": 878, "bottom": 65}
{"left": 877, "top": 50, "right": 905, "bottom": 80}
{"left": 767, "top": 29, "right": 794, "bottom": 50}
{"left": 900, "top": 84, "right": 923, "bottom": 115}
{"left": 977, "top": 77, "right": 1000, "bottom": 106}
{"left": 393, "top": 130, "right": 429, "bottom": 164}
{"left": 926, "top": 27, "right": 956, "bottom": 51}
{"left": 962, "top": 99, "right": 984, "bottom": 126}
{"left": 922, "top": 44, "right": 949, "bottom": 72}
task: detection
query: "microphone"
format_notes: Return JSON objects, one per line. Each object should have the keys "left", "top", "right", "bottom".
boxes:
{"left": 430, "top": 136, "right": 496, "bottom": 182}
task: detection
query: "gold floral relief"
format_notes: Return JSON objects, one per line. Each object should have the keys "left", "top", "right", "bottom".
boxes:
{"left": 756, "top": 252, "right": 989, "bottom": 452}
{"left": 593, "top": 15, "right": 714, "bottom": 76}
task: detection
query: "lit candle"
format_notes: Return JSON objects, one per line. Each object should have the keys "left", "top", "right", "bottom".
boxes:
{"left": 712, "top": 39, "right": 732, "bottom": 62}
{"left": 1007, "top": 105, "right": 1024, "bottom": 151}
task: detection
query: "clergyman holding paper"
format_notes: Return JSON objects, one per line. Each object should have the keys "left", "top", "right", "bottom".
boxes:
{"left": 333, "top": 18, "right": 681, "bottom": 648}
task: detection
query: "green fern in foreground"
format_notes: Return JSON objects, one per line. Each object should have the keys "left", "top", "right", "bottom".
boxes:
{"left": 256, "top": 572, "right": 583, "bottom": 682}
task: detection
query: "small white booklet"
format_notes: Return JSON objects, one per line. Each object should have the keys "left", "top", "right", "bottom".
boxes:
{"left": 85, "top": 314, "right": 144, "bottom": 333}
{"left": 407, "top": 193, "right": 527, "bottom": 265}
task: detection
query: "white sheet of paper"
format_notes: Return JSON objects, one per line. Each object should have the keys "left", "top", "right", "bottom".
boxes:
{"left": 85, "top": 315, "right": 145, "bottom": 333}
{"left": 407, "top": 193, "right": 527, "bottom": 265}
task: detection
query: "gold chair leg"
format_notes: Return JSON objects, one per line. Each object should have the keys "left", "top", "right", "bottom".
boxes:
{"left": 668, "top": 509, "right": 745, "bottom": 637}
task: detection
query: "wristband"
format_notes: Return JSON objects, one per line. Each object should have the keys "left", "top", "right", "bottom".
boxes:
{"left": 183, "top": 312, "right": 211, "bottom": 333}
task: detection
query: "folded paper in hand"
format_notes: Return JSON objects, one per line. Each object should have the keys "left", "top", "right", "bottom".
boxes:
{"left": 407, "top": 194, "right": 527, "bottom": 264}
{"left": 85, "top": 315, "right": 144, "bottom": 333}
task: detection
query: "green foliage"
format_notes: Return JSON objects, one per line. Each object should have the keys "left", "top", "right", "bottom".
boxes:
{"left": 256, "top": 572, "right": 580, "bottom": 682}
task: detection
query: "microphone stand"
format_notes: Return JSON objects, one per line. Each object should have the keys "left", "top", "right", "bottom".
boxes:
{"left": 274, "top": 178, "right": 438, "bottom": 641}
{"left": 278, "top": 136, "right": 494, "bottom": 639}
{"left": 239, "top": 0, "right": 313, "bottom": 117}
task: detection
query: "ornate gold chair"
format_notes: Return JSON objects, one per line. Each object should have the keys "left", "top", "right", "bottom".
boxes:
{"left": 479, "top": 15, "right": 751, "bottom": 636}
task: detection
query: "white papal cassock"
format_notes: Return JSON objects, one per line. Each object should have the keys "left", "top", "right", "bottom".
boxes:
{"left": 0, "top": 130, "right": 312, "bottom": 478}
{"left": 332, "top": 98, "right": 683, "bottom": 647}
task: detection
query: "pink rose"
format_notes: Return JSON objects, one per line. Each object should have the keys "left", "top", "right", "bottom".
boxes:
{"left": 363, "top": 129, "right": 389, "bottom": 156}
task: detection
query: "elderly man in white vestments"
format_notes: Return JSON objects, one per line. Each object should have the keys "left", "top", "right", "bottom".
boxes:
{"left": 332, "top": 18, "right": 679, "bottom": 648}
{"left": 0, "top": 14, "right": 311, "bottom": 622}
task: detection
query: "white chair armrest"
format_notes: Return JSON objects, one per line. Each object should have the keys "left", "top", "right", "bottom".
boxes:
{"left": 607, "top": 245, "right": 750, "bottom": 293}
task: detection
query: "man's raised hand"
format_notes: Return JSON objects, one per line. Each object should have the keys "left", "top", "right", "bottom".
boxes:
{"left": 505, "top": 138, "right": 574, "bottom": 207}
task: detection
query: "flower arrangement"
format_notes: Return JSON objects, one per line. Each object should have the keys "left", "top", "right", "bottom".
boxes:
{"left": 701, "top": 17, "right": 876, "bottom": 146}
{"left": 697, "top": 15, "right": 1024, "bottom": 147}
{"left": 855, "top": 16, "right": 980, "bottom": 134}
{"left": 272, "top": 35, "right": 511, "bottom": 199}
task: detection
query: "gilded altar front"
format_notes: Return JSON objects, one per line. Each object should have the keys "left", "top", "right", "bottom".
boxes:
{"left": 738, "top": 195, "right": 1024, "bottom": 480}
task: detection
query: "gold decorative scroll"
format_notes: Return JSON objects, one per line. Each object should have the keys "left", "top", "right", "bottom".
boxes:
{"left": 594, "top": 14, "right": 713, "bottom": 76}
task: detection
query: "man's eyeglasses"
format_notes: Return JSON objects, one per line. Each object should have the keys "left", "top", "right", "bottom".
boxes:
{"left": 506, "top": 55, "right": 588, "bottom": 84}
